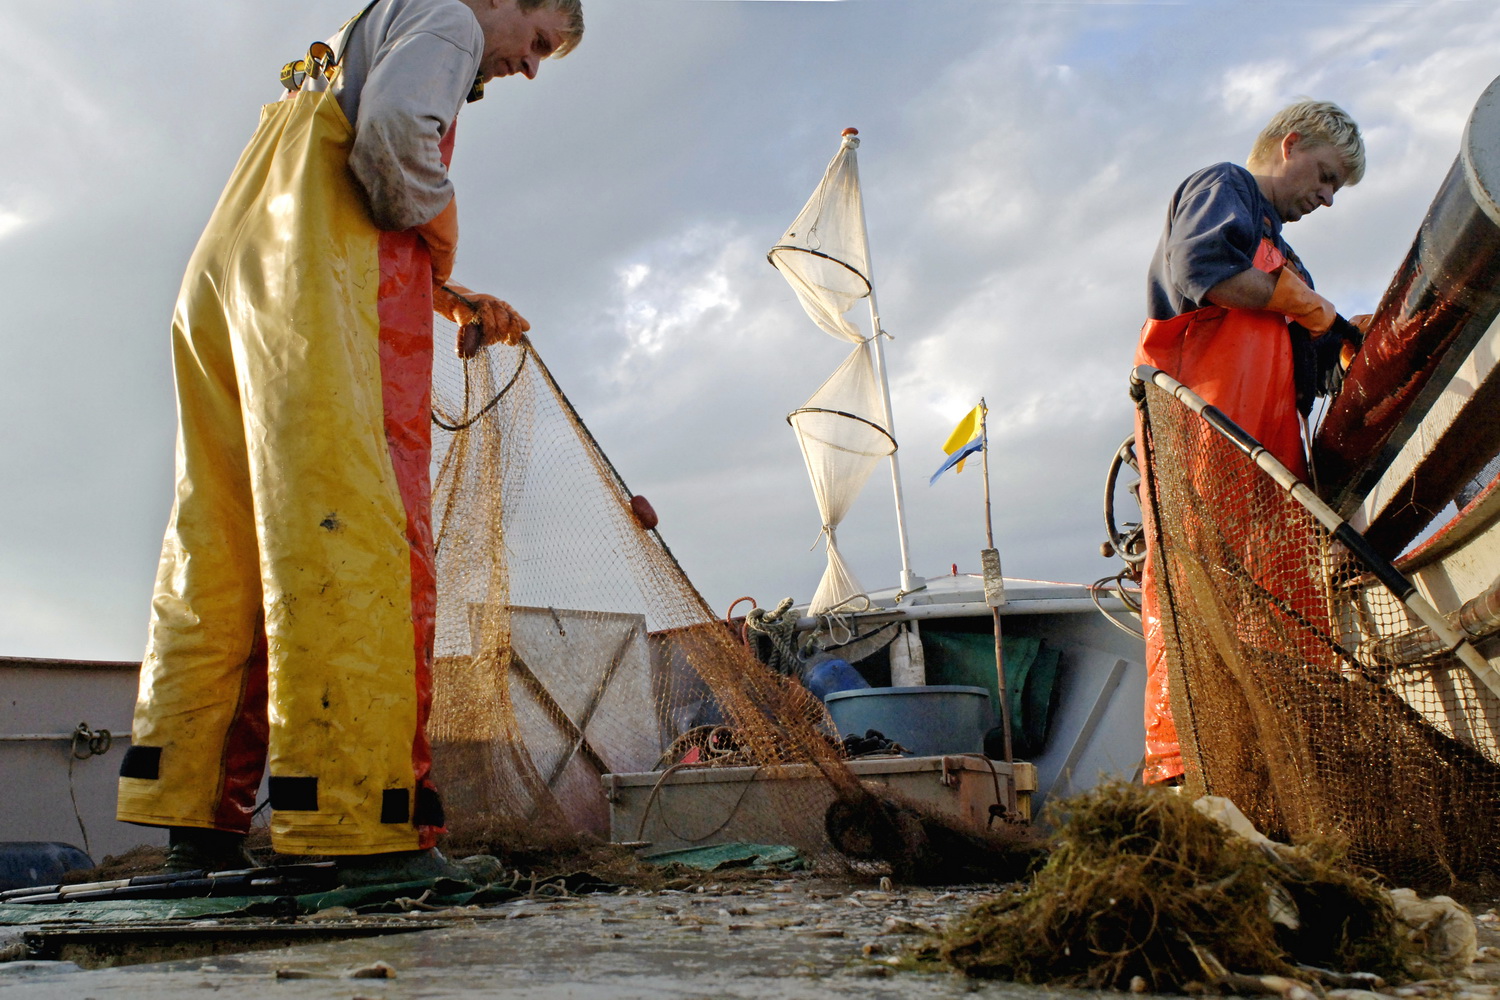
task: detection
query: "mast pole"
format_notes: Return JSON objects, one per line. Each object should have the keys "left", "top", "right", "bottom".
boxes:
{"left": 843, "top": 128, "right": 918, "bottom": 595}
{"left": 981, "top": 400, "right": 1015, "bottom": 801}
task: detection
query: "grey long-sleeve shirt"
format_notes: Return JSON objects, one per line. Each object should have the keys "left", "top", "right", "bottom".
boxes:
{"left": 323, "top": 0, "right": 484, "bottom": 231}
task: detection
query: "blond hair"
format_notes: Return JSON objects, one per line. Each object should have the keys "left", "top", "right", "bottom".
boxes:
{"left": 518, "top": 0, "right": 583, "bottom": 57}
{"left": 1248, "top": 99, "right": 1365, "bottom": 185}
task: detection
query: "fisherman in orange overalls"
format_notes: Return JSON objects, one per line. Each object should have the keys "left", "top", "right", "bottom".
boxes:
{"left": 117, "top": 0, "right": 582, "bottom": 882}
{"left": 1135, "top": 101, "right": 1368, "bottom": 785}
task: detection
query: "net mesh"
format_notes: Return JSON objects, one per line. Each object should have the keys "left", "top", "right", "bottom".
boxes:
{"left": 424, "top": 323, "right": 862, "bottom": 854}
{"left": 1138, "top": 380, "right": 1500, "bottom": 890}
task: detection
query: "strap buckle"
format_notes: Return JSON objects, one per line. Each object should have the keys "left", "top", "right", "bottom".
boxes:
{"left": 280, "top": 40, "right": 338, "bottom": 92}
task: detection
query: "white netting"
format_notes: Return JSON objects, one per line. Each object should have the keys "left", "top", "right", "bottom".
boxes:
{"left": 789, "top": 344, "right": 894, "bottom": 613}
{"left": 768, "top": 136, "right": 872, "bottom": 344}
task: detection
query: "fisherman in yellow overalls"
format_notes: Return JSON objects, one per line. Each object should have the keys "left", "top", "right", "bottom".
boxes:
{"left": 117, "top": 0, "right": 583, "bottom": 882}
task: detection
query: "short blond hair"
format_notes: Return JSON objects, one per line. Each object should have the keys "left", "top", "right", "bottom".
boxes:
{"left": 1248, "top": 99, "right": 1365, "bottom": 186}
{"left": 519, "top": 0, "right": 583, "bottom": 57}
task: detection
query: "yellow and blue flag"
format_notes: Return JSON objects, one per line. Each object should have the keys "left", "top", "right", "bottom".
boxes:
{"left": 930, "top": 404, "right": 985, "bottom": 485}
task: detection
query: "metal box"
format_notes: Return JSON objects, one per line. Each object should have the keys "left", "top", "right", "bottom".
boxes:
{"left": 603, "top": 754, "right": 1035, "bottom": 852}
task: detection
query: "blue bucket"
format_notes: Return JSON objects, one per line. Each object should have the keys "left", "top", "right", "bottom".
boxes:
{"left": 824, "top": 685, "right": 991, "bottom": 757}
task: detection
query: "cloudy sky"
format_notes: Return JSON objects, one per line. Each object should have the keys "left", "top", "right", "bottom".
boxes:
{"left": 2, "top": 0, "right": 1497, "bottom": 660}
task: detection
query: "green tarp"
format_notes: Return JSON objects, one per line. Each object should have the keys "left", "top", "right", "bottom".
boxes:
{"left": 0, "top": 872, "right": 641, "bottom": 926}
{"left": 640, "top": 843, "right": 805, "bottom": 871}
{"left": 921, "top": 631, "right": 1061, "bottom": 757}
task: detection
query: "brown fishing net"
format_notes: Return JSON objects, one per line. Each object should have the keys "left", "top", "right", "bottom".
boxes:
{"left": 1137, "top": 379, "right": 1500, "bottom": 890}
{"left": 424, "top": 326, "right": 872, "bottom": 858}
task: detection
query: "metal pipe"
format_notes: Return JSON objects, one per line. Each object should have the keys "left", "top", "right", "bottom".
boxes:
{"left": 1359, "top": 570, "right": 1500, "bottom": 668}
{"left": 1314, "top": 73, "right": 1500, "bottom": 534}
{"left": 844, "top": 129, "right": 919, "bottom": 596}
{"left": 978, "top": 399, "right": 1014, "bottom": 781}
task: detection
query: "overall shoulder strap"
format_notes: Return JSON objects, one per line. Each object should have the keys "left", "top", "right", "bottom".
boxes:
{"left": 279, "top": 0, "right": 382, "bottom": 93}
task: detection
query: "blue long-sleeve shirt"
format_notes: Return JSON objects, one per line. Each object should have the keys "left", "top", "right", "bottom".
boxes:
{"left": 1146, "top": 162, "right": 1305, "bottom": 321}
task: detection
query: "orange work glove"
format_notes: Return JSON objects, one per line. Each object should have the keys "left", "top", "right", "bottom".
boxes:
{"left": 1266, "top": 267, "right": 1337, "bottom": 334}
{"left": 434, "top": 283, "right": 530, "bottom": 357}
{"left": 415, "top": 197, "right": 458, "bottom": 287}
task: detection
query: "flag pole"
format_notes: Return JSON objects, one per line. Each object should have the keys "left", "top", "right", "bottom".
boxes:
{"left": 843, "top": 128, "right": 919, "bottom": 596}
{"left": 979, "top": 399, "right": 1016, "bottom": 810}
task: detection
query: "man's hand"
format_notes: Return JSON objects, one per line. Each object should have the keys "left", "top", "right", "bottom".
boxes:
{"left": 434, "top": 283, "right": 530, "bottom": 357}
{"left": 1337, "top": 314, "right": 1372, "bottom": 370}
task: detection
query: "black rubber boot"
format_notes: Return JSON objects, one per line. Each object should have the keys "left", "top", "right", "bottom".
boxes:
{"left": 165, "top": 827, "right": 257, "bottom": 873}
{"left": 334, "top": 848, "right": 467, "bottom": 887}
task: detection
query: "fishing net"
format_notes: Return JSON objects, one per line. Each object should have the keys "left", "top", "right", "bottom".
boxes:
{"left": 1136, "top": 378, "right": 1500, "bottom": 890}
{"left": 424, "top": 321, "right": 879, "bottom": 859}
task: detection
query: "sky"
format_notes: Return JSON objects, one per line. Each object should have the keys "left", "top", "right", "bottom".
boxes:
{"left": 2, "top": 0, "right": 1498, "bottom": 660}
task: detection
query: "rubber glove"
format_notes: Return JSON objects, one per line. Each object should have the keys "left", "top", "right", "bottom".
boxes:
{"left": 1296, "top": 314, "right": 1366, "bottom": 404}
{"left": 415, "top": 197, "right": 458, "bottom": 287}
{"left": 1266, "top": 267, "right": 1337, "bottom": 333}
{"left": 434, "top": 283, "right": 530, "bottom": 357}
{"left": 1342, "top": 314, "right": 1374, "bottom": 369}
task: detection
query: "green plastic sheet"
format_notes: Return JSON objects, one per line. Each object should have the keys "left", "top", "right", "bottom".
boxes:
{"left": 922, "top": 631, "right": 1061, "bottom": 757}
{"left": 0, "top": 877, "right": 538, "bottom": 926}
{"left": 640, "top": 843, "right": 805, "bottom": 871}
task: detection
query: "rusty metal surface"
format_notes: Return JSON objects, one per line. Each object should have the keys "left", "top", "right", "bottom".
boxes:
{"left": 1313, "top": 157, "right": 1500, "bottom": 531}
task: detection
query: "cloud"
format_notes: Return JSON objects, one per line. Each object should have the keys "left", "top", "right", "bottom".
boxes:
{"left": 608, "top": 225, "right": 746, "bottom": 376}
{"left": 0, "top": 207, "right": 27, "bottom": 242}
{"left": 7, "top": 1, "right": 1500, "bottom": 654}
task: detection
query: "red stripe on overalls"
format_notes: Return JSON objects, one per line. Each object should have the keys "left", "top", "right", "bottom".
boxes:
{"left": 212, "top": 626, "right": 270, "bottom": 831}
{"left": 375, "top": 122, "right": 455, "bottom": 844}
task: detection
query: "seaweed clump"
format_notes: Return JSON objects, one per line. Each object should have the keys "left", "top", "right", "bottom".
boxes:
{"left": 937, "top": 781, "right": 1418, "bottom": 991}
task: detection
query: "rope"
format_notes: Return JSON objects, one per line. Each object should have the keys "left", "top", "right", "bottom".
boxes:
{"left": 633, "top": 760, "right": 765, "bottom": 845}
{"left": 650, "top": 725, "right": 748, "bottom": 771}
{"left": 66, "top": 723, "right": 110, "bottom": 858}
{"left": 1089, "top": 573, "right": 1144, "bottom": 639}
{"left": 744, "top": 598, "right": 801, "bottom": 676}
{"left": 431, "top": 347, "right": 528, "bottom": 431}
{"left": 724, "top": 596, "right": 758, "bottom": 648}
{"left": 636, "top": 726, "right": 765, "bottom": 843}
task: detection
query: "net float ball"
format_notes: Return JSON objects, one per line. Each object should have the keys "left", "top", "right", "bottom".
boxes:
{"left": 630, "top": 495, "right": 659, "bottom": 531}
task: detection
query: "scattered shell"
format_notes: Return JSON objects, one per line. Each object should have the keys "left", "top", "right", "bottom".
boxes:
{"left": 846, "top": 965, "right": 893, "bottom": 978}
{"left": 305, "top": 906, "right": 357, "bottom": 921}
{"left": 347, "top": 962, "right": 396, "bottom": 980}
{"left": 879, "top": 876, "right": 893, "bottom": 891}
{"left": 1130, "top": 975, "right": 1148, "bottom": 993}
{"left": 881, "top": 916, "right": 935, "bottom": 936}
